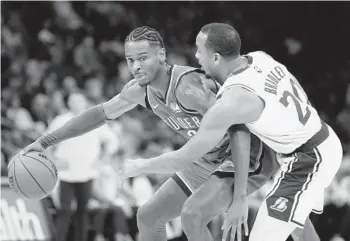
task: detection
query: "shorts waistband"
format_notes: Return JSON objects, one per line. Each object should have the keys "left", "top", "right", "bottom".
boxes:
{"left": 294, "top": 121, "right": 329, "bottom": 154}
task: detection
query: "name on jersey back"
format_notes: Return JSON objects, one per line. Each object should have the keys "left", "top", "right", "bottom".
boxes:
{"left": 264, "top": 66, "right": 286, "bottom": 95}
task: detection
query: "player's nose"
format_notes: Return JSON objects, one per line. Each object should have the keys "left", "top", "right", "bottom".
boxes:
{"left": 131, "top": 61, "right": 141, "bottom": 73}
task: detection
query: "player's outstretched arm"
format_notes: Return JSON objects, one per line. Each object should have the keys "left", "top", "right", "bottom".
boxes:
{"left": 21, "top": 80, "right": 145, "bottom": 154}
{"left": 125, "top": 87, "right": 263, "bottom": 176}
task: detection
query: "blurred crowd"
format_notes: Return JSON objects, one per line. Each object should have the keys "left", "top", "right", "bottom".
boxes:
{"left": 1, "top": 2, "right": 350, "bottom": 241}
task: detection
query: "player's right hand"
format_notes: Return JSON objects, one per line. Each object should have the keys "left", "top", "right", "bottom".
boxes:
{"left": 7, "top": 141, "right": 45, "bottom": 169}
{"left": 20, "top": 141, "right": 46, "bottom": 155}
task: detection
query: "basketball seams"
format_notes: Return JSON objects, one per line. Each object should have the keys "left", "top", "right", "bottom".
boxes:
{"left": 18, "top": 155, "right": 47, "bottom": 195}
{"left": 23, "top": 153, "right": 57, "bottom": 182}
{"left": 13, "top": 158, "right": 31, "bottom": 199}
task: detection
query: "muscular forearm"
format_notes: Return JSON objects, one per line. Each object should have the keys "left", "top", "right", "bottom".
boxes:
{"left": 136, "top": 128, "right": 226, "bottom": 174}
{"left": 229, "top": 125, "right": 250, "bottom": 199}
{"left": 39, "top": 104, "right": 108, "bottom": 148}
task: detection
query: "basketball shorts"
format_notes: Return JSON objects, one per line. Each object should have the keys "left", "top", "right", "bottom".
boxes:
{"left": 263, "top": 122, "right": 343, "bottom": 228}
{"left": 172, "top": 140, "right": 279, "bottom": 197}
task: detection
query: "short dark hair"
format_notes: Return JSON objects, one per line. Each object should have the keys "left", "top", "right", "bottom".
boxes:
{"left": 125, "top": 26, "right": 164, "bottom": 48}
{"left": 200, "top": 23, "right": 241, "bottom": 58}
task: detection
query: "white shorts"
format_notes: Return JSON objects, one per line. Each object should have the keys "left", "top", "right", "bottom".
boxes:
{"left": 263, "top": 123, "right": 343, "bottom": 228}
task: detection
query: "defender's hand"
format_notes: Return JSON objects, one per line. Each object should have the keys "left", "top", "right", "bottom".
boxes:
{"left": 222, "top": 196, "right": 249, "bottom": 241}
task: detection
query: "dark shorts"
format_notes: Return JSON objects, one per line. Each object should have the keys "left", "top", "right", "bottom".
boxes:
{"left": 172, "top": 140, "right": 279, "bottom": 197}
{"left": 213, "top": 142, "right": 279, "bottom": 194}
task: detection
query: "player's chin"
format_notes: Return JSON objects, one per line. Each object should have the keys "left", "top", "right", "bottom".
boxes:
{"left": 137, "top": 78, "right": 150, "bottom": 87}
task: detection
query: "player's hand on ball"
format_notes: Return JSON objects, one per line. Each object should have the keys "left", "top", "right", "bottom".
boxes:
{"left": 118, "top": 158, "right": 143, "bottom": 188}
{"left": 222, "top": 196, "right": 249, "bottom": 241}
{"left": 7, "top": 142, "right": 45, "bottom": 169}
{"left": 20, "top": 141, "right": 46, "bottom": 155}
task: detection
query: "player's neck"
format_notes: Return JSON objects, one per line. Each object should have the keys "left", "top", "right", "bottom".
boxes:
{"left": 218, "top": 56, "right": 248, "bottom": 83}
{"left": 149, "top": 64, "right": 171, "bottom": 100}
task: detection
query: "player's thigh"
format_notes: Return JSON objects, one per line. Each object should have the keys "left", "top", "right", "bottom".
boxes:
{"left": 182, "top": 175, "right": 234, "bottom": 222}
{"left": 264, "top": 125, "right": 343, "bottom": 228}
{"left": 264, "top": 152, "right": 319, "bottom": 228}
{"left": 249, "top": 200, "right": 297, "bottom": 241}
{"left": 138, "top": 177, "right": 188, "bottom": 222}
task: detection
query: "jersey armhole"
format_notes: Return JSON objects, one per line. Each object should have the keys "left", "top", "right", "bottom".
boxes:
{"left": 223, "top": 83, "right": 257, "bottom": 93}
{"left": 217, "top": 83, "right": 265, "bottom": 125}
{"left": 177, "top": 101, "right": 198, "bottom": 114}
{"left": 217, "top": 83, "right": 256, "bottom": 100}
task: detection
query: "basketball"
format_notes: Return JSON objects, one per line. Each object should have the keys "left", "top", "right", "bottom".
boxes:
{"left": 8, "top": 151, "right": 58, "bottom": 200}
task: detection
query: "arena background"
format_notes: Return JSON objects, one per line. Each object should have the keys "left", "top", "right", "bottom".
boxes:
{"left": 1, "top": 1, "right": 349, "bottom": 241}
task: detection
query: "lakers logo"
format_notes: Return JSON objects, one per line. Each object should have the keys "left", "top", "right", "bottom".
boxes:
{"left": 270, "top": 197, "right": 288, "bottom": 212}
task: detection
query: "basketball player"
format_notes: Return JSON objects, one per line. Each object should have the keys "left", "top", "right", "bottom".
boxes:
{"left": 21, "top": 26, "right": 317, "bottom": 241}
{"left": 121, "top": 23, "right": 341, "bottom": 241}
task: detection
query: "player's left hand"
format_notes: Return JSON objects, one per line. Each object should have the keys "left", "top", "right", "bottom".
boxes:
{"left": 222, "top": 196, "right": 249, "bottom": 241}
{"left": 118, "top": 158, "right": 143, "bottom": 188}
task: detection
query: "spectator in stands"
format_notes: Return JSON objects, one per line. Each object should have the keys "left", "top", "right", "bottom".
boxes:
{"left": 1, "top": 151, "right": 8, "bottom": 176}
{"left": 74, "top": 36, "right": 102, "bottom": 76}
{"left": 336, "top": 83, "right": 350, "bottom": 153}
{"left": 84, "top": 76, "right": 107, "bottom": 104}
{"left": 62, "top": 76, "right": 79, "bottom": 96}
{"left": 46, "top": 92, "right": 118, "bottom": 241}
{"left": 89, "top": 163, "right": 135, "bottom": 241}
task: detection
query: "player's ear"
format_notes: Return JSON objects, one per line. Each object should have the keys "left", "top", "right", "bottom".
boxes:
{"left": 158, "top": 48, "right": 166, "bottom": 63}
{"left": 213, "top": 53, "right": 221, "bottom": 64}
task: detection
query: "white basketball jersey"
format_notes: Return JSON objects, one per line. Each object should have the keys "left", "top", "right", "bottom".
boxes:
{"left": 218, "top": 51, "right": 322, "bottom": 154}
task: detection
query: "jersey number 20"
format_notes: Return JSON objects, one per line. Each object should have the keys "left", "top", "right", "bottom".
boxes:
{"left": 279, "top": 78, "right": 311, "bottom": 125}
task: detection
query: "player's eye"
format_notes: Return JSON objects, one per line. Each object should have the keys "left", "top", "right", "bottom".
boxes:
{"left": 140, "top": 56, "right": 147, "bottom": 61}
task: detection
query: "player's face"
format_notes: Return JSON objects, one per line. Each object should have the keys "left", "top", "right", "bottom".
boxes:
{"left": 195, "top": 32, "right": 217, "bottom": 78}
{"left": 125, "top": 40, "right": 164, "bottom": 86}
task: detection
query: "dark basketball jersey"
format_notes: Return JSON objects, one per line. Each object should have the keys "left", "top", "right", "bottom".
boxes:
{"left": 145, "top": 65, "right": 263, "bottom": 170}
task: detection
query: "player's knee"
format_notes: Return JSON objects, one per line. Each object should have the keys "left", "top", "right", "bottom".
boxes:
{"left": 136, "top": 202, "right": 156, "bottom": 227}
{"left": 181, "top": 204, "right": 203, "bottom": 229}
